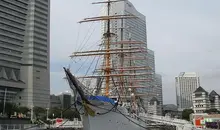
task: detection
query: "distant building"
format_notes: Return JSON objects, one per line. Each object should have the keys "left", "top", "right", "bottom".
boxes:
{"left": 192, "top": 87, "right": 220, "bottom": 113}
{"left": 59, "top": 92, "right": 72, "bottom": 109}
{"left": 192, "top": 86, "right": 210, "bottom": 113}
{"left": 147, "top": 97, "right": 162, "bottom": 115}
{"left": 175, "top": 72, "right": 200, "bottom": 110}
{"left": 209, "top": 90, "right": 220, "bottom": 111}
{"left": 155, "top": 73, "right": 163, "bottom": 114}
{"left": 50, "top": 94, "right": 62, "bottom": 108}
{"left": 146, "top": 49, "right": 156, "bottom": 106}
{"left": 163, "top": 104, "right": 182, "bottom": 118}
{"left": 50, "top": 92, "right": 72, "bottom": 109}
{"left": 101, "top": 0, "right": 149, "bottom": 108}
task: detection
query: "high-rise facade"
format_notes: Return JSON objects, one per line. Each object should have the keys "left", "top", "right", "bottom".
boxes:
{"left": 147, "top": 49, "right": 155, "bottom": 73}
{"left": 147, "top": 49, "right": 163, "bottom": 115}
{"left": 175, "top": 72, "right": 200, "bottom": 110}
{"left": 0, "top": 0, "right": 28, "bottom": 104}
{"left": 101, "top": 0, "right": 150, "bottom": 107}
{"left": 155, "top": 74, "right": 163, "bottom": 110}
{"left": 147, "top": 49, "right": 156, "bottom": 98}
{"left": 0, "top": 0, "right": 50, "bottom": 108}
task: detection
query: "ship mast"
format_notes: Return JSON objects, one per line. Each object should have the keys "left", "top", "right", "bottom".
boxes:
{"left": 104, "top": 0, "right": 111, "bottom": 96}
{"left": 71, "top": 0, "right": 153, "bottom": 103}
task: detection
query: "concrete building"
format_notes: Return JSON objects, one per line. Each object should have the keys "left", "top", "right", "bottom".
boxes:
{"left": 21, "top": 0, "right": 50, "bottom": 108}
{"left": 147, "top": 97, "right": 162, "bottom": 115}
{"left": 0, "top": 0, "right": 29, "bottom": 104}
{"left": 59, "top": 92, "right": 72, "bottom": 109}
{"left": 209, "top": 90, "right": 220, "bottom": 111}
{"left": 0, "top": 0, "right": 50, "bottom": 108}
{"left": 192, "top": 87, "right": 220, "bottom": 114}
{"left": 192, "top": 86, "right": 210, "bottom": 113}
{"left": 50, "top": 92, "right": 72, "bottom": 109}
{"left": 175, "top": 72, "right": 200, "bottom": 110}
{"left": 163, "top": 104, "right": 182, "bottom": 118}
{"left": 50, "top": 94, "right": 62, "bottom": 108}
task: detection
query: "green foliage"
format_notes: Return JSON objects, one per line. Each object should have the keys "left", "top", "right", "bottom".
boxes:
{"left": 182, "top": 109, "right": 194, "bottom": 121}
{"left": 63, "top": 109, "right": 80, "bottom": 120}
{"left": 48, "top": 107, "right": 62, "bottom": 119}
{"left": 0, "top": 102, "right": 19, "bottom": 118}
{"left": 33, "top": 106, "right": 46, "bottom": 118}
{"left": 48, "top": 107, "right": 80, "bottom": 120}
{"left": 18, "top": 106, "right": 30, "bottom": 115}
{"left": 204, "top": 108, "right": 220, "bottom": 114}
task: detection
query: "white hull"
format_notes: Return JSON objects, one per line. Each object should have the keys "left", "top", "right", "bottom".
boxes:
{"left": 79, "top": 101, "right": 147, "bottom": 130}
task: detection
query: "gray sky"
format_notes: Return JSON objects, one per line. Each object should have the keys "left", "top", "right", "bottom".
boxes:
{"left": 50, "top": 0, "right": 220, "bottom": 104}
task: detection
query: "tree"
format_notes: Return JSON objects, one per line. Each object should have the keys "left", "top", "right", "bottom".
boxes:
{"left": 18, "top": 106, "right": 30, "bottom": 115}
{"left": 5, "top": 103, "right": 19, "bottom": 118}
{"left": 33, "top": 106, "right": 45, "bottom": 119}
{"left": 182, "top": 109, "right": 194, "bottom": 121}
{"left": 204, "top": 108, "right": 220, "bottom": 114}
{"left": 63, "top": 109, "right": 80, "bottom": 120}
{"left": 48, "top": 107, "right": 62, "bottom": 119}
{"left": 48, "top": 107, "right": 81, "bottom": 120}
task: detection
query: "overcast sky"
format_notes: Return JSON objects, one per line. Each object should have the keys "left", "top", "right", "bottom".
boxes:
{"left": 50, "top": 0, "right": 220, "bottom": 104}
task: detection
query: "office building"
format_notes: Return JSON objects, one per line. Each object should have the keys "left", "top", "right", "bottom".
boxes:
{"left": 209, "top": 90, "right": 220, "bottom": 111}
{"left": 147, "top": 49, "right": 155, "bottom": 73}
{"left": 155, "top": 74, "right": 163, "bottom": 105}
{"left": 192, "top": 86, "right": 210, "bottom": 113}
{"left": 192, "top": 87, "right": 220, "bottom": 113}
{"left": 0, "top": 0, "right": 29, "bottom": 104}
{"left": 0, "top": 0, "right": 50, "bottom": 108}
{"left": 147, "top": 49, "right": 156, "bottom": 98}
{"left": 175, "top": 72, "right": 200, "bottom": 110}
{"left": 155, "top": 73, "right": 163, "bottom": 115}
{"left": 101, "top": 0, "right": 151, "bottom": 107}
{"left": 59, "top": 92, "right": 71, "bottom": 109}
{"left": 50, "top": 92, "right": 72, "bottom": 109}
{"left": 147, "top": 97, "right": 162, "bottom": 115}
{"left": 50, "top": 94, "right": 62, "bottom": 108}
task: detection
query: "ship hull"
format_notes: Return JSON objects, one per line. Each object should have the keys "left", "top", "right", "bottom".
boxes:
{"left": 80, "top": 101, "right": 147, "bottom": 130}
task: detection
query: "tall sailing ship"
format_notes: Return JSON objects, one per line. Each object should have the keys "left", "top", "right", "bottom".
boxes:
{"left": 64, "top": 0, "right": 153, "bottom": 130}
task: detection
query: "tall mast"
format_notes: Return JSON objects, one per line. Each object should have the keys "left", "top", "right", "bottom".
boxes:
{"left": 104, "top": 0, "right": 111, "bottom": 96}
{"left": 71, "top": 0, "right": 152, "bottom": 100}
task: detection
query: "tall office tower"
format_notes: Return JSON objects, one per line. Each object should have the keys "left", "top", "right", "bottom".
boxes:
{"left": 0, "top": 0, "right": 28, "bottom": 104}
{"left": 175, "top": 72, "right": 200, "bottom": 110}
{"left": 0, "top": 0, "right": 50, "bottom": 108}
{"left": 155, "top": 73, "right": 163, "bottom": 115}
{"left": 20, "top": 0, "right": 50, "bottom": 108}
{"left": 147, "top": 49, "right": 156, "bottom": 97}
{"left": 155, "top": 74, "right": 163, "bottom": 105}
{"left": 147, "top": 49, "right": 155, "bottom": 73}
{"left": 146, "top": 49, "right": 163, "bottom": 115}
{"left": 101, "top": 0, "right": 150, "bottom": 107}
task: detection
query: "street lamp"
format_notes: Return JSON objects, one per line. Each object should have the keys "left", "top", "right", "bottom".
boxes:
{"left": 46, "top": 108, "right": 49, "bottom": 120}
